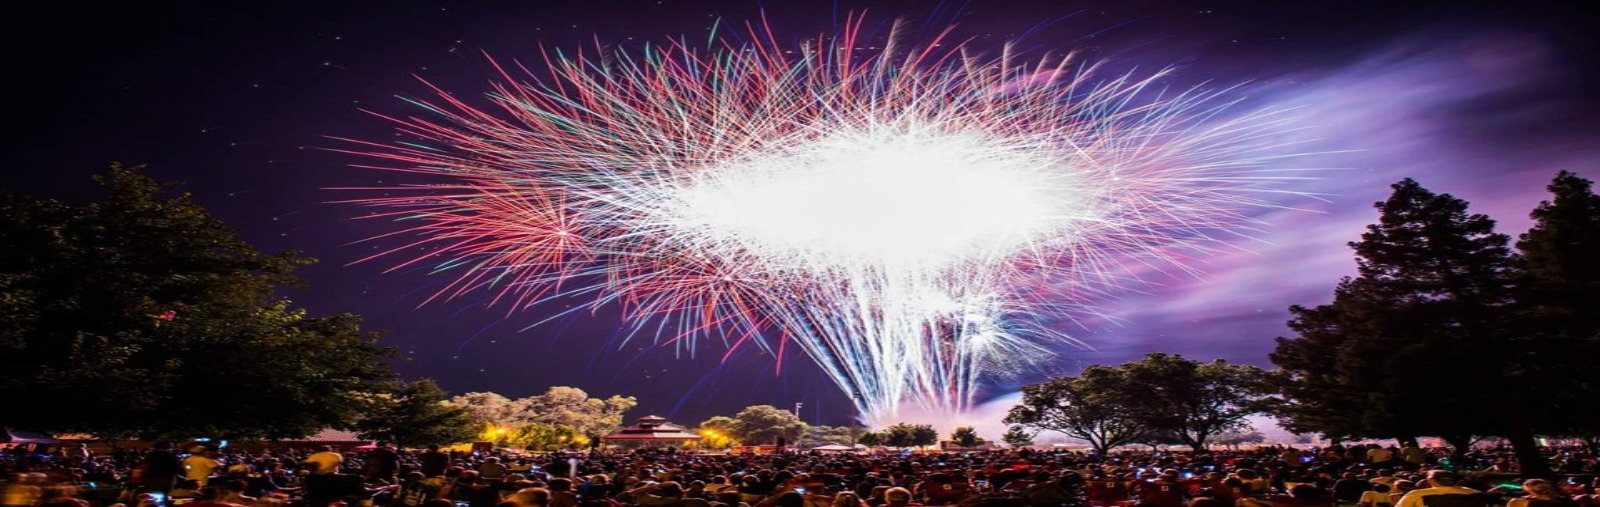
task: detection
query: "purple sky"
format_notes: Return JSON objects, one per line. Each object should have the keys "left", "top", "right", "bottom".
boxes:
{"left": 5, "top": 0, "right": 1596, "bottom": 435}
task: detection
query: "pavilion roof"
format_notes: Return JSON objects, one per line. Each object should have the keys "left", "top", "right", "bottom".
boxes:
{"left": 600, "top": 415, "right": 702, "bottom": 441}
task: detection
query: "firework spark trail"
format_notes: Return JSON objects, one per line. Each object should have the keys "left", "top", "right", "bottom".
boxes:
{"left": 334, "top": 14, "right": 1308, "bottom": 426}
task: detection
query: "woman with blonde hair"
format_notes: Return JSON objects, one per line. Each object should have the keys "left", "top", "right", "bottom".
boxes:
{"left": 1507, "top": 480, "right": 1575, "bottom": 507}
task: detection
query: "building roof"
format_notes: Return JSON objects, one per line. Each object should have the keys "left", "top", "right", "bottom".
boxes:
{"left": 600, "top": 416, "right": 702, "bottom": 441}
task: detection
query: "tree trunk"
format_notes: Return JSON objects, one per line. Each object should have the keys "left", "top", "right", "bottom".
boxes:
{"left": 1506, "top": 430, "right": 1553, "bottom": 478}
{"left": 1092, "top": 438, "right": 1111, "bottom": 455}
{"left": 1442, "top": 435, "right": 1474, "bottom": 459}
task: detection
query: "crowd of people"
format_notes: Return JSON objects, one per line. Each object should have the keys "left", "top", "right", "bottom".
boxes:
{"left": 3, "top": 441, "right": 1597, "bottom": 507}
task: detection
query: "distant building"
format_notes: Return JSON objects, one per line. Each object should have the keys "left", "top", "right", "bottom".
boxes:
{"left": 600, "top": 415, "right": 701, "bottom": 447}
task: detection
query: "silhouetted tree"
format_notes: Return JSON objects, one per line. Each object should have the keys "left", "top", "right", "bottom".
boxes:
{"left": 950, "top": 426, "right": 984, "bottom": 448}
{"left": 1002, "top": 425, "right": 1036, "bottom": 448}
{"left": 1512, "top": 171, "right": 1600, "bottom": 461}
{"left": 1119, "top": 353, "right": 1274, "bottom": 450}
{"left": 1271, "top": 178, "right": 1541, "bottom": 473}
{"left": 882, "top": 423, "right": 938, "bottom": 448}
{"left": 1005, "top": 365, "right": 1148, "bottom": 454}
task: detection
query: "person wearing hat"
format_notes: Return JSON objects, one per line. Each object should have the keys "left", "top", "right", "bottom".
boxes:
{"left": 1394, "top": 471, "right": 1480, "bottom": 507}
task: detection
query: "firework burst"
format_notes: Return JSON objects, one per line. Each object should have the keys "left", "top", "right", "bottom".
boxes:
{"left": 335, "top": 14, "right": 1305, "bottom": 426}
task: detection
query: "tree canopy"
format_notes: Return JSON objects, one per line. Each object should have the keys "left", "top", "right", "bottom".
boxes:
{"left": 0, "top": 165, "right": 393, "bottom": 439}
{"left": 1008, "top": 353, "right": 1271, "bottom": 452}
{"left": 1514, "top": 171, "right": 1600, "bottom": 443}
{"left": 449, "top": 386, "right": 637, "bottom": 439}
{"left": 1269, "top": 175, "right": 1600, "bottom": 477}
{"left": 949, "top": 426, "right": 984, "bottom": 448}
{"left": 355, "top": 379, "right": 476, "bottom": 448}
{"left": 1001, "top": 426, "right": 1036, "bottom": 448}
{"left": 875, "top": 423, "right": 939, "bottom": 448}
{"left": 729, "top": 405, "right": 808, "bottom": 445}
{"left": 1004, "top": 364, "right": 1149, "bottom": 454}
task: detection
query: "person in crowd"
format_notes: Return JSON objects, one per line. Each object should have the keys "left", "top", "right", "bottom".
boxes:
{"left": 510, "top": 488, "right": 552, "bottom": 507}
{"left": 303, "top": 446, "right": 344, "bottom": 475}
{"left": 183, "top": 448, "right": 223, "bottom": 488}
{"left": 1241, "top": 484, "right": 1335, "bottom": 507}
{"left": 143, "top": 443, "right": 186, "bottom": 493}
{"left": 832, "top": 492, "right": 868, "bottom": 507}
{"left": 1367, "top": 447, "right": 1395, "bottom": 469}
{"left": 2, "top": 473, "right": 43, "bottom": 507}
{"left": 1395, "top": 471, "right": 1481, "bottom": 507}
{"left": 548, "top": 478, "right": 581, "bottom": 507}
{"left": 216, "top": 479, "right": 261, "bottom": 507}
{"left": 1334, "top": 472, "right": 1372, "bottom": 504}
{"left": 1389, "top": 481, "right": 1418, "bottom": 506}
{"left": 1136, "top": 474, "right": 1189, "bottom": 507}
{"left": 1360, "top": 483, "right": 1394, "bottom": 507}
{"left": 882, "top": 489, "right": 921, "bottom": 507}
{"left": 367, "top": 443, "right": 402, "bottom": 485}
{"left": 480, "top": 458, "right": 509, "bottom": 483}
{"left": 1400, "top": 445, "right": 1427, "bottom": 470}
{"left": 1507, "top": 480, "right": 1576, "bottom": 507}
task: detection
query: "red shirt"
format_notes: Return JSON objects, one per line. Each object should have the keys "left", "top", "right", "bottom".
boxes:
{"left": 1088, "top": 480, "right": 1128, "bottom": 504}
{"left": 1136, "top": 481, "right": 1186, "bottom": 507}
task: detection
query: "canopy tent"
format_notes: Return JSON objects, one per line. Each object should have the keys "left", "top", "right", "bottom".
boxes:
{"left": 600, "top": 416, "right": 701, "bottom": 444}
{"left": 1, "top": 428, "right": 60, "bottom": 445}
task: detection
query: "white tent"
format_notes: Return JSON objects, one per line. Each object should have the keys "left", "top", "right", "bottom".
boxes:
{"left": 810, "top": 444, "right": 855, "bottom": 452}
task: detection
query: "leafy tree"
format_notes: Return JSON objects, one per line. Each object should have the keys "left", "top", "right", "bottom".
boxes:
{"left": 1117, "top": 353, "right": 1273, "bottom": 450}
{"left": 520, "top": 386, "right": 638, "bottom": 437}
{"left": 356, "top": 379, "right": 476, "bottom": 448}
{"left": 1270, "top": 179, "right": 1540, "bottom": 472}
{"left": 1005, "top": 365, "right": 1149, "bottom": 454}
{"left": 730, "top": 405, "right": 807, "bottom": 445}
{"left": 451, "top": 392, "right": 527, "bottom": 427}
{"left": 912, "top": 425, "right": 940, "bottom": 447}
{"left": 447, "top": 387, "right": 636, "bottom": 439}
{"left": 881, "top": 425, "right": 912, "bottom": 448}
{"left": 950, "top": 426, "right": 984, "bottom": 448}
{"left": 857, "top": 431, "right": 886, "bottom": 447}
{"left": 0, "top": 165, "right": 392, "bottom": 439}
{"left": 505, "top": 422, "right": 587, "bottom": 451}
{"left": 1514, "top": 171, "right": 1600, "bottom": 444}
{"left": 1001, "top": 426, "right": 1035, "bottom": 448}
{"left": 881, "top": 423, "right": 938, "bottom": 448}
{"left": 698, "top": 416, "right": 741, "bottom": 448}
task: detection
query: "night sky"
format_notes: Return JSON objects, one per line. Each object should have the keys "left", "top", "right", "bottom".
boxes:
{"left": 6, "top": 1, "right": 1597, "bottom": 435}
